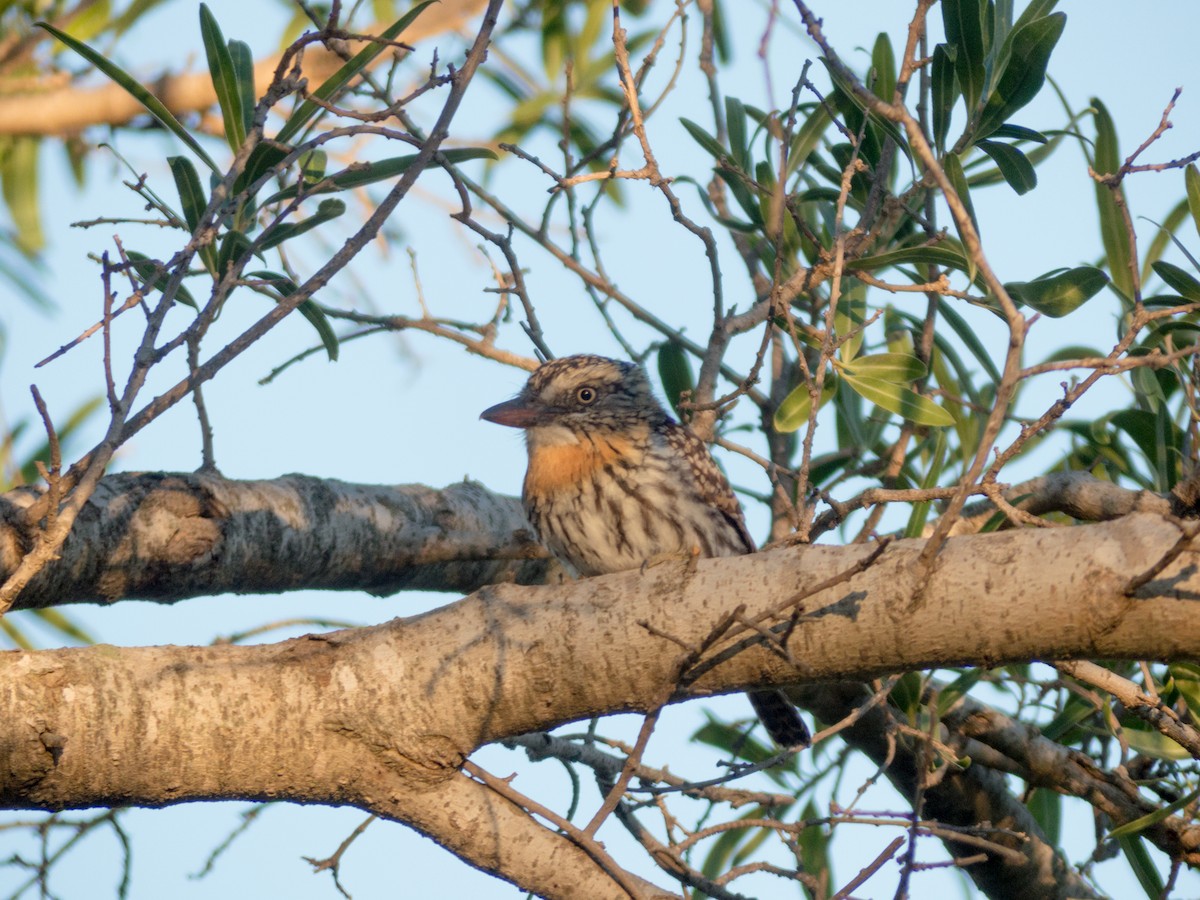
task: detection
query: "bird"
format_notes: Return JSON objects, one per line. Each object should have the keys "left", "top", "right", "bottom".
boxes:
{"left": 480, "top": 353, "right": 810, "bottom": 749}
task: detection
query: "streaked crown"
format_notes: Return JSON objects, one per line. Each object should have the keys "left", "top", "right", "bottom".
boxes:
{"left": 482, "top": 354, "right": 671, "bottom": 432}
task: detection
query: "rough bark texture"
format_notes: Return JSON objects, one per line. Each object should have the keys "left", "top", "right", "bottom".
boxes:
{"left": 0, "top": 473, "right": 552, "bottom": 607}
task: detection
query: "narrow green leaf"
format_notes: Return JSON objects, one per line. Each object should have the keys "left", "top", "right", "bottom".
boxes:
{"left": 841, "top": 353, "right": 927, "bottom": 383}
{"left": 680, "top": 117, "right": 729, "bottom": 161}
{"left": 842, "top": 373, "right": 954, "bottom": 426}
{"left": 199, "top": 4, "right": 245, "bottom": 150}
{"left": 975, "top": 139, "right": 1037, "bottom": 194}
{"left": 230, "top": 39, "right": 256, "bottom": 137}
{"left": 871, "top": 32, "right": 896, "bottom": 102}
{"left": 786, "top": 103, "right": 832, "bottom": 178}
{"left": 0, "top": 135, "right": 44, "bottom": 254}
{"left": 1111, "top": 787, "right": 1200, "bottom": 840}
{"left": 725, "top": 96, "right": 748, "bottom": 170}
{"left": 1012, "top": 0, "right": 1060, "bottom": 30}
{"left": 656, "top": 341, "right": 694, "bottom": 418}
{"left": 975, "top": 13, "right": 1065, "bottom": 139}
{"left": 820, "top": 58, "right": 910, "bottom": 162}
{"left": 258, "top": 198, "right": 346, "bottom": 251}
{"left": 125, "top": 251, "right": 197, "bottom": 308}
{"left": 848, "top": 244, "right": 971, "bottom": 277}
{"left": 773, "top": 377, "right": 837, "bottom": 433}
{"left": 987, "top": 122, "right": 1048, "bottom": 143}
{"left": 1092, "top": 98, "right": 1134, "bottom": 300}
{"left": 276, "top": 1, "right": 436, "bottom": 145}
{"left": 233, "top": 141, "right": 290, "bottom": 197}
{"left": 931, "top": 44, "right": 957, "bottom": 152}
{"left": 1152, "top": 260, "right": 1200, "bottom": 302}
{"left": 942, "top": 0, "right": 986, "bottom": 114}
{"left": 943, "top": 152, "right": 979, "bottom": 281}
{"left": 300, "top": 149, "right": 327, "bottom": 185}
{"left": 217, "top": 229, "right": 252, "bottom": 275}
{"left": 168, "top": 156, "right": 206, "bottom": 231}
{"left": 36, "top": 21, "right": 219, "bottom": 173}
{"left": 246, "top": 270, "right": 338, "bottom": 361}
{"left": 1187, "top": 164, "right": 1200, "bottom": 241}
{"left": 1116, "top": 833, "right": 1166, "bottom": 899}
{"left": 263, "top": 148, "right": 497, "bottom": 204}
{"left": 33, "top": 608, "right": 96, "bottom": 645}
{"left": 1026, "top": 789, "right": 1062, "bottom": 846}
{"left": 1004, "top": 266, "right": 1108, "bottom": 316}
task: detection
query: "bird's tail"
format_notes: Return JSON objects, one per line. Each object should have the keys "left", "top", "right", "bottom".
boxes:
{"left": 748, "top": 689, "right": 811, "bottom": 749}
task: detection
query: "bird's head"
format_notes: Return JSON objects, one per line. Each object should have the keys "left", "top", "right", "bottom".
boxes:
{"left": 480, "top": 354, "right": 669, "bottom": 438}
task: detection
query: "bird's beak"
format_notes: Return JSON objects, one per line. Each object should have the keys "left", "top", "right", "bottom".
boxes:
{"left": 480, "top": 396, "right": 543, "bottom": 429}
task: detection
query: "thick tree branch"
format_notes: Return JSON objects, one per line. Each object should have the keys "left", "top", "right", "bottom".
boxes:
{"left": 0, "top": 473, "right": 551, "bottom": 608}
{"left": 3, "top": 512, "right": 1200, "bottom": 884}
{"left": 0, "top": 1, "right": 487, "bottom": 136}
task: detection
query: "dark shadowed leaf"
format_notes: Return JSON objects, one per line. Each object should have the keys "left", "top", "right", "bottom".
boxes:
{"left": 942, "top": 0, "right": 986, "bottom": 114}
{"left": 976, "top": 13, "right": 1065, "bottom": 139}
{"left": 975, "top": 139, "right": 1036, "bottom": 194}
{"left": 656, "top": 341, "right": 694, "bottom": 419}
{"left": 1152, "top": 260, "right": 1200, "bottom": 302}
{"left": 199, "top": 4, "right": 245, "bottom": 150}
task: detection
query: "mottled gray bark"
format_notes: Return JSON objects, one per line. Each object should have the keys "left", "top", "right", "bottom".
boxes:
{"left": 0, "top": 473, "right": 552, "bottom": 609}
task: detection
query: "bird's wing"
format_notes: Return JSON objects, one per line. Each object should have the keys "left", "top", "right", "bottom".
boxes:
{"left": 665, "top": 423, "right": 756, "bottom": 553}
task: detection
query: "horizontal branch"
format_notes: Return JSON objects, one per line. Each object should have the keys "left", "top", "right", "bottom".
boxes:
{"left": 0, "top": 473, "right": 551, "bottom": 608}
{"left": 3, "top": 511, "right": 1200, "bottom": 869}
{"left": 0, "top": 1, "right": 486, "bottom": 136}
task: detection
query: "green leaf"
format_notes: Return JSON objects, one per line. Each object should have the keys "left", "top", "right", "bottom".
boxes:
{"left": 1111, "top": 788, "right": 1200, "bottom": 840}
{"left": 975, "top": 139, "right": 1036, "bottom": 194}
{"left": 871, "top": 32, "right": 896, "bottom": 102}
{"left": 246, "top": 270, "right": 338, "bottom": 361}
{"left": 168, "top": 156, "right": 207, "bottom": 231}
{"left": 975, "top": 13, "right": 1065, "bottom": 140}
{"left": 841, "top": 373, "right": 954, "bottom": 426}
{"left": 276, "top": 1, "right": 436, "bottom": 145}
{"left": 1120, "top": 727, "right": 1193, "bottom": 761}
{"left": 36, "top": 21, "right": 219, "bottom": 173}
{"left": 937, "top": 302, "right": 1002, "bottom": 382}
{"left": 680, "top": 117, "right": 729, "bottom": 161}
{"left": 725, "top": 96, "right": 748, "bottom": 170}
{"left": 1091, "top": 98, "right": 1134, "bottom": 300}
{"left": 987, "top": 122, "right": 1048, "bottom": 143}
{"left": 1026, "top": 789, "right": 1061, "bottom": 846}
{"left": 233, "top": 141, "right": 290, "bottom": 197}
{"left": 942, "top": 0, "right": 986, "bottom": 114}
{"left": 230, "top": 39, "right": 256, "bottom": 137}
{"left": 125, "top": 251, "right": 197, "bottom": 309}
{"left": 773, "top": 377, "right": 837, "bottom": 433}
{"left": 258, "top": 198, "right": 346, "bottom": 251}
{"left": 1004, "top": 266, "right": 1109, "bottom": 317}
{"left": 1115, "top": 833, "right": 1166, "bottom": 898}
{"left": 1187, "top": 163, "right": 1200, "bottom": 241}
{"left": 263, "top": 148, "right": 498, "bottom": 204}
{"left": 931, "top": 44, "right": 957, "bottom": 152}
{"left": 943, "top": 152, "right": 979, "bottom": 281}
{"left": 786, "top": 103, "right": 832, "bottom": 178}
{"left": 217, "top": 229, "right": 252, "bottom": 275}
{"left": 1151, "top": 260, "right": 1200, "bottom": 302}
{"left": 199, "top": 4, "right": 245, "bottom": 151}
{"left": 0, "top": 136, "right": 44, "bottom": 254}
{"left": 656, "top": 341, "right": 694, "bottom": 418}
{"left": 848, "top": 243, "right": 972, "bottom": 278}
{"left": 841, "top": 353, "right": 927, "bottom": 383}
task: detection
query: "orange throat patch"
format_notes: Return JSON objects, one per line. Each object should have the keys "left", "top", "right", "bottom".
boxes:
{"left": 524, "top": 428, "right": 644, "bottom": 497}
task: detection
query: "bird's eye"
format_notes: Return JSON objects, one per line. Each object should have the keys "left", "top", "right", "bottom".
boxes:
{"left": 576, "top": 386, "right": 597, "bottom": 404}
